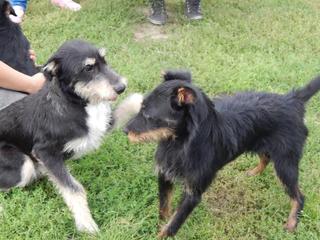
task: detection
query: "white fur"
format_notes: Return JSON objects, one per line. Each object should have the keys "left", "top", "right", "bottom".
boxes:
{"left": 66, "top": 189, "right": 99, "bottom": 234}
{"left": 43, "top": 61, "right": 57, "bottom": 75}
{"left": 120, "top": 77, "right": 128, "bottom": 87}
{"left": 84, "top": 58, "right": 96, "bottom": 66}
{"left": 98, "top": 48, "right": 106, "bottom": 57}
{"left": 113, "top": 93, "right": 143, "bottom": 128}
{"left": 74, "top": 79, "right": 117, "bottom": 104}
{"left": 48, "top": 172, "right": 99, "bottom": 233}
{"left": 17, "top": 156, "right": 37, "bottom": 187}
{"left": 64, "top": 103, "right": 112, "bottom": 159}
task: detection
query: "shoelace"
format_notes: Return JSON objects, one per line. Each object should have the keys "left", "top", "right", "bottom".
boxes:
{"left": 186, "top": 0, "right": 201, "bottom": 13}
{"left": 152, "top": 0, "right": 165, "bottom": 14}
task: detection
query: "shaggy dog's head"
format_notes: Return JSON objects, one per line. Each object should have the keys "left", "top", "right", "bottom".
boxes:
{"left": 43, "top": 40, "right": 127, "bottom": 104}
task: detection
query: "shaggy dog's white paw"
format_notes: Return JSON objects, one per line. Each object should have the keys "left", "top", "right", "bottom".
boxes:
{"left": 76, "top": 216, "right": 99, "bottom": 234}
{"left": 114, "top": 93, "right": 144, "bottom": 128}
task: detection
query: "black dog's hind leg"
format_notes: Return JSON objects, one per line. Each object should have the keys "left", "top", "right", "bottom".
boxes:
{"left": 159, "top": 174, "right": 174, "bottom": 220}
{"left": 33, "top": 149, "right": 99, "bottom": 234}
{"left": 158, "top": 190, "right": 201, "bottom": 238}
{"left": 247, "top": 153, "right": 270, "bottom": 176}
{"left": 273, "top": 156, "right": 304, "bottom": 232}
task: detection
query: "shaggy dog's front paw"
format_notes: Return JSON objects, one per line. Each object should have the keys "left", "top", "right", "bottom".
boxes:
{"left": 76, "top": 217, "right": 99, "bottom": 234}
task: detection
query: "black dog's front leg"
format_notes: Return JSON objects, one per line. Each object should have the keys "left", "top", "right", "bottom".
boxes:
{"left": 159, "top": 174, "right": 174, "bottom": 220}
{"left": 158, "top": 191, "right": 201, "bottom": 238}
{"left": 33, "top": 149, "right": 99, "bottom": 234}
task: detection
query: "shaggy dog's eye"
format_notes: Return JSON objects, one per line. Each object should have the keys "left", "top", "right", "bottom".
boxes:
{"left": 84, "top": 64, "right": 94, "bottom": 72}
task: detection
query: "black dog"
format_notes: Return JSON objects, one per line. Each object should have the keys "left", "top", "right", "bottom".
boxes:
{"left": 0, "top": 39, "right": 134, "bottom": 233}
{"left": 125, "top": 70, "right": 320, "bottom": 237}
{"left": 0, "top": 0, "right": 37, "bottom": 75}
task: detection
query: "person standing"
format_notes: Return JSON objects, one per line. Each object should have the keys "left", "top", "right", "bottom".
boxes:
{"left": 149, "top": 0, "right": 202, "bottom": 25}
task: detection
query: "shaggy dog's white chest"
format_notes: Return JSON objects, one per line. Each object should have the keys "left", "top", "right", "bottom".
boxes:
{"left": 64, "top": 103, "right": 112, "bottom": 159}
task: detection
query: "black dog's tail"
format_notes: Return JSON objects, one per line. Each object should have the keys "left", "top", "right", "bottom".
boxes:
{"left": 294, "top": 75, "right": 320, "bottom": 102}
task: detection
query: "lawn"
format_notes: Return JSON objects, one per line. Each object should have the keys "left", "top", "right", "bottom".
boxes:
{"left": 1, "top": 0, "right": 320, "bottom": 239}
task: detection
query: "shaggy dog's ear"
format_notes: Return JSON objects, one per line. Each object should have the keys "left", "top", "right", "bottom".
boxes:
{"left": 42, "top": 60, "right": 58, "bottom": 79}
{"left": 2, "top": 0, "right": 16, "bottom": 16}
{"left": 162, "top": 70, "right": 192, "bottom": 82}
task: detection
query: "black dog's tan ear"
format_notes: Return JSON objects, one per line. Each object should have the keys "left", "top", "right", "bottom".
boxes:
{"left": 162, "top": 70, "right": 192, "bottom": 82}
{"left": 3, "top": 0, "right": 16, "bottom": 16}
{"left": 177, "top": 87, "right": 195, "bottom": 105}
{"left": 42, "top": 61, "right": 58, "bottom": 78}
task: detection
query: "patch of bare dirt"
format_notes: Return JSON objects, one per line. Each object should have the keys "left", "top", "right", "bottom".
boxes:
{"left": 134, "top": 23, "right": 169, "bottom": 41}
{"left": 134, "top": 6, "right": 176, "bottom": 42}
{"left": 136, "top": 6, "right": 150, "bottom": 17}
{"left": 203, "top": 172, "right": 267, "bottom": 217}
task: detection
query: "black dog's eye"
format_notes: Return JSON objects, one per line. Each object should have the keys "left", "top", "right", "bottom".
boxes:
{"left": 142, "top": 111, "right": 151, "bottom": 120}
{"left": 84, "top": 64, "right": 94, "bottom": 72}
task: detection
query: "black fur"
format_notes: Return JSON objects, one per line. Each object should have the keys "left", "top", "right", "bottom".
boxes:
{"left": 125, "top": 70, "right": 320, "bottom": 237}
{"left": 0, "top": 142, "right": 25, "bottom": 189}
{"left": 0, "top": 39, "right": 127, "bottom": 233}
{"left": 163, "top": 70, "right": 192, "bottom": 82}
{"left": 0, "top": 0, "right": 37, "bottom": 75}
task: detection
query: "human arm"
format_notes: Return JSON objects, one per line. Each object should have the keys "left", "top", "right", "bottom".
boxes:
{"left": 0, "top": 61, "right": 45, "bottom": 94}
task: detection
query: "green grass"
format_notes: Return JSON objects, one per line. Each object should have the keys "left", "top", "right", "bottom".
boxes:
{"left": 1, "top": 0, "right": 320, "bottom": 239}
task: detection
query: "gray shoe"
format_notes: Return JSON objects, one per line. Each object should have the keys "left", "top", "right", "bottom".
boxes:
{"left": 149, "top": 0, "right": 167, "bottom": 25}
{"left": 185, "top": 0, "right": 203, "bottom": 20}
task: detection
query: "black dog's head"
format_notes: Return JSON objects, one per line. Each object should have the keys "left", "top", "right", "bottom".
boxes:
{"left": 0, "top": 0, "right": 16, "bottom": 21}
{"left": 43, "top": 40, "right": 127, "bottom": 104}
{"left": 124, "top": 70, "right": 212, "bottom": 143}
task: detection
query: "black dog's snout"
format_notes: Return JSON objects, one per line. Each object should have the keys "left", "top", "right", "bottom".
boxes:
{"left": 114, "top": 83, "right": 126, "bottom": 94}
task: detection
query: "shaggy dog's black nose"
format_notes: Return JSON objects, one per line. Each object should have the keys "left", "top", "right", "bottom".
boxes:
{"left": 114, "top": 83, "right": 126, "bottom": 94}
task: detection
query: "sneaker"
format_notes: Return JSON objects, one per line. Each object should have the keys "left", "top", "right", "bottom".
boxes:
{"left": 51, "top": 0, "right": 81, "bottom": 11}
{"left": 148, "top": 0, "right": 167, "bottom": 25}
{"left": 9, "top": 6, "right": 24, "bottom": 24}
{"left": 185, "top": 0, "right": 203, "bottom": 20}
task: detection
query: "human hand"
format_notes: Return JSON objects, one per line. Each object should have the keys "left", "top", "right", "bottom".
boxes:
{"left": 27, "top": 73, "right": 46, "bottom": 94}
{"left": 29, "top": 49, "right": 36, "bottom": 62}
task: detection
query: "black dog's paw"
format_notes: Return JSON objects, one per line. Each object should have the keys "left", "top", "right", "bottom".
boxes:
{"left": 158, "top": 224, "right": 177, "bottom": 239}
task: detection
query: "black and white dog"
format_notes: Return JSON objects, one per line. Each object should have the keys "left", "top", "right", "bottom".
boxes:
{"left": 125, "top": 70, "right": 320, "bottom": 237}
{"left": 0, "top": 39, "right": 142, "bottom": 233}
